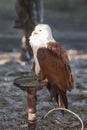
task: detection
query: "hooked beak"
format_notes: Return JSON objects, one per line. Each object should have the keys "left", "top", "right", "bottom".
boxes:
{"left": 32, "top": 31, "right": 38, "bottom": 35}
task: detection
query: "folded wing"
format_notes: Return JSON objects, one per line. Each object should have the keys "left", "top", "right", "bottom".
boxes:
{"left": 37, "top": 42, "right": 74, "bottom": 92}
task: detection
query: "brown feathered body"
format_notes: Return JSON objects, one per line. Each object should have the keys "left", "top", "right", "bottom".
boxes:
{"left": 29, "top": 24, "right": 74, "bottom": 109}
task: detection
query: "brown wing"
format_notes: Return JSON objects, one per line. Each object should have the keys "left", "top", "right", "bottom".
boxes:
{"left": 37, "top": 42, "right": 74, "bottom": 91}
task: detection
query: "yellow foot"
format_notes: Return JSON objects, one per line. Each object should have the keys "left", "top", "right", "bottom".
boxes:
{"left": 41, "top": 78, "right": 48, "bottom": 83}
{"left": 36, "top": 77, "right": 48, "bottom": 83}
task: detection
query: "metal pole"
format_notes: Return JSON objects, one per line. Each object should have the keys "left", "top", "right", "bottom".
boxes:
{"left": 27, "top": 91, "right": 37, "bottom": 130}
{"left": 14, "top": 76, "right": 46, "bottom": 130}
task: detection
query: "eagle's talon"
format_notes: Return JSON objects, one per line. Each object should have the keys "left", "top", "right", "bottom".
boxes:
{"left": 36, "top": 77, "right": 48, "bottom": 83}
{"left": 41, "top": 78, "right": 48, "bottom": 83}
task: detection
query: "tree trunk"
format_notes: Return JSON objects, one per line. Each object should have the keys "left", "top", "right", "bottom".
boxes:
{"left": 14, "top": 0, "right": 44, "bottom": 62}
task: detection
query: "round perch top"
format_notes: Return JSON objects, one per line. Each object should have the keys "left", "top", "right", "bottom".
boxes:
{"left": 14, "top": 76, "right": 47, "bottom": 92}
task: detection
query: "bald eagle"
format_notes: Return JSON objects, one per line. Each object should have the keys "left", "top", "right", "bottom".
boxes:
{"left": 29, "top": 24, "right": 74, "bottom": 109}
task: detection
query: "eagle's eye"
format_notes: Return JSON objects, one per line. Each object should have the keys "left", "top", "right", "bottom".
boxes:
{"left": 39, "top": 30, "right": 42, "bottom": 32}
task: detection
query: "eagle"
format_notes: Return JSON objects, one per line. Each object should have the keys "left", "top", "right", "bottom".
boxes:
{"left": 29, "top": 24, "right": 74, "bottom": 109}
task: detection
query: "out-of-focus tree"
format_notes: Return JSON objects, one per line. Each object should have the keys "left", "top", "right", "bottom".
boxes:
{"left": 84, "top": 0, "right": 87, "bottom": 4}
{"left": 14, "top": 0, "right": 43, "bottom": 62}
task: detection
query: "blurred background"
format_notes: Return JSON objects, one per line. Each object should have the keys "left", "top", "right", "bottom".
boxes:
{"left": 0, "top": 0, "right": 87, "bottom": 52}
{"left": 0, "top": 1, "right": 87, "bottom": 130}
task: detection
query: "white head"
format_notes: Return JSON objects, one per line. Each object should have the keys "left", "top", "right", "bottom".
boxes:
{"left": 29, "top": 24, "right": 55, "bottom": 48}
{"left": 29, "top": 24, "right": 55, "bottom": 75}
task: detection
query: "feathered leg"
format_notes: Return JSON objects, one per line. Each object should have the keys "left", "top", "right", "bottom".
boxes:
{"left": 47, "top": 82, "right": 68, "bottom": 109}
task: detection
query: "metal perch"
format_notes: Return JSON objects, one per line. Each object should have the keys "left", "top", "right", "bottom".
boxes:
{"left": 14, "top": 75, "right": 47, "bottom": 130}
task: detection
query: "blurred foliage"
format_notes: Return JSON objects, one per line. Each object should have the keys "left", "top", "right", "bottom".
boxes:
{"left": 0, "top": 0, "right": 14, "bottom": 10}
{"left": 44, "top": 0, "right": 87, "bottom": 31}
{"left": 44, "top": 0, "right": 87, "bottom": 10}
{"left": 0, "top": 0, "right": 16, "bottom": 21}
{"left": 0, "top": 0, "right": 87, "bottom": 11}
{"left": 0, "top": 0, "right": 87, "bottom": 52}
{"left": 0, "top": 0, "right": 87, "bottom": 31}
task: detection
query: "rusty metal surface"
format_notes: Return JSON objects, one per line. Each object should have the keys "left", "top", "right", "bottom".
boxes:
{"left": 14, "top": 75, "right": 47, "bottom": 92}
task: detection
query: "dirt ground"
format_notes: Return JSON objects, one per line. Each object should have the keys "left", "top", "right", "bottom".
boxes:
{"left": 0, "top": 1, "right": 87, "bottom": 129}
{"left": 0, "top": 50, "right": 87, "bottom": 130}
{"left": 0, "top": 13, "right": 87, "bottom": 130}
